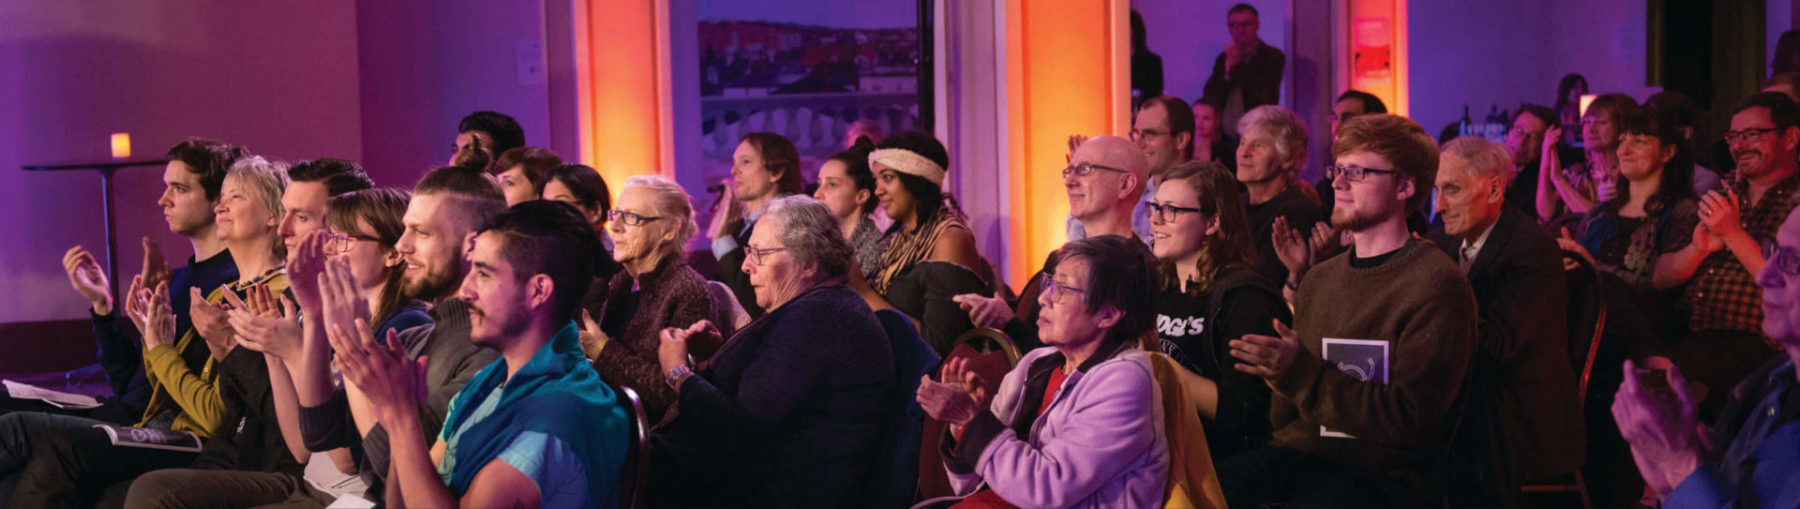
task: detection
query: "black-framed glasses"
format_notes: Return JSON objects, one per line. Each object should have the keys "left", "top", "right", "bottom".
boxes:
{"left": 325, "top": 232, "right": 380, "bottom": 255}
{"left": 1128, "top": 129, "right": 1170, "bottom": 142}
{"left": 1038, "top": 273, "right": 1088, "bottom": 305}
{"left": 1762, "top": 237, "right": 1800, "bottom": 276}
{"left": 1063, "top": 162, "right": 1129, "bottom": 178}
{"left": 745, "top": 245, "right": 787, "bottom": 266}
{"left": 607, "top": 209, "right": 662, "bottom": 227}
{"left": 1145, "top": 202, "right": 1205, "bottom": 222}
{"left": 1326, "top": 165, "right": 1400, "bottom": 182}
{"left": 1724, "top": 127, "right": 1780, "bottom": 145}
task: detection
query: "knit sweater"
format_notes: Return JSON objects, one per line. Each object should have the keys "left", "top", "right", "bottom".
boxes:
{"left": 1271, "top": 239, "right": 1478, "bottom": 492}
{"left": 590, "top": 256, "right": 714, "bottom": 423}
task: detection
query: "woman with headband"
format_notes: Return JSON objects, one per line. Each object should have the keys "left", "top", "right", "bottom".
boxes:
{"left": 868, "top": 131, "right": 990, "bottom": 353}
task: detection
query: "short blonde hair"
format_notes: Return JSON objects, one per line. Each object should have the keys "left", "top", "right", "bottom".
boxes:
{"left": 623, "top": 175, "right": 698, "bottom": 258}
{"left": 225, "top": 156, "right": 291, "bottom": 224}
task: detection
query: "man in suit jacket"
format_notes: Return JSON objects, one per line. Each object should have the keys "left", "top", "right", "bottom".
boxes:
{"left": 1430, "top": 137, "right": 1584, "bottom": 489}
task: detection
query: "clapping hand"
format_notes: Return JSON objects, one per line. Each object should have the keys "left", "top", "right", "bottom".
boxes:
{"left": 190, "top": 287, "right": 238, "bottom": 360}
{"left": 126, "top": 280, "right": 177, "bottom": 350}
{"left": 317, "top": 258, "right": 370, "bottom": 339}
{"left": 1612, "top": 359, "right": 1704, "bottom": 498}
{"left": 327, "top": 318, "right": 422, "bottom": 426}
{"left": 1271, "top": 216, "right": 1311, "bottom": 279}
{"left": 658, "top": 320, "right": 722, "bottom": 375}
{"left": 916, "top": 357, "right": 990, "bottom": 429}
{"left": 1230, "top": 319, "right": 1301, "bottom": 380}
{"left": 578, "top": 309, "right": 611, "bottom": 360}
{"left": 288, "top": 231, "right": 330, "bottom": 311}
{"left": 1557, "top": 227, "right": 1596, "bottom": 271}
{"left": 1697, "top": 190, "right": 1744, "bottom": 239}
{"left": 63, "top": 246, "right": 113, "bottom": 314}
{"left": 707, "top": 183, "right": 742, "bottom": 241}
{"left": 954, "top": 292, "right": 1015, "bottom": 329}
{"left": 225, "top": 284, "right": 303, "bottom": 360}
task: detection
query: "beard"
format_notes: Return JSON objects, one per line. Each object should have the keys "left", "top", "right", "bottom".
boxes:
{"left": 403, "top": 262, "right": 461, "bottom": 302}
{"left": 468, "top": 300, "right": 532, "bottom": 347}
{"left": 1330, "top": 204, "right": 1385, "bottom": 232}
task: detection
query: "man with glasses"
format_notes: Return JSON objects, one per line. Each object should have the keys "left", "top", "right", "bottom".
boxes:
{"left": 1656, "top": 92, "right": 1800, "bottom": 419}
{"left": 1220, "top": 114, "right": 1477, "bottom": 507}
{"left": 1613, "top": 206, "right": 1800, "bottom": 508}
{"left": 1202, "top": 3, "right": 1285, "bottom": 137}
{"left": 959, "top": 136, "right": 1148, "bottom": 351}
{"left": 1503, "top": 105, "right": 1558, "bottom": 220}
{"left": 1124, "top": 95, "right": 1197, "bottom": 242}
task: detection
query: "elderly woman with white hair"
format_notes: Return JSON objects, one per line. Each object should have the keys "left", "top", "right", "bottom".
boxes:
{"left": 647, "top": 195, "right": 896, "bottom": 508}
{"left": 583, "top": 174, "right": 715, "bottom": 423}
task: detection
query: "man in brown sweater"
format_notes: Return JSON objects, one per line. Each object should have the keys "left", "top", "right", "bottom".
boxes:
{"left": 1225, "top": 114, "right": 1478, "bottom": 507}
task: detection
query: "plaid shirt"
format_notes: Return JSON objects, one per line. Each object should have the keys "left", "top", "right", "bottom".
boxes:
{"left": 1681, "top": 173, "right": 1800, "bottom": 334}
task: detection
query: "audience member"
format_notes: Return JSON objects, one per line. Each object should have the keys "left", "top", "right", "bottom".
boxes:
{"left": 1504, "top": 104, "right": 1557, "bottom": 219}
{"left": 278, "top": 159, "right": 374, "bottom": 261}
{"left": 1221, "top": 114, "right": 1477, "bottom": 507}
{"left": 331, "top": 200, "right": 628, "bottom": 508}
{"left": 1202, "top": 3, "right": 1285, "bottom": 136}
{"left": 1317, "top": 90, "right": 1389, "bottom": 218}
{"left": 649, "top": 196, "right": 894, "bottom": 507}
{"left": 845, "top": 119, "right": 886, "bottom": 149}
{"left": 1126, "top": 95, "right": 1197, "bottom": 242}
{"left": 1430, "top": 136, "right": 1583, "bottom": 488}
{"left": 10, "top": 156, "right": 293, "bottom": 507}
{"left": 1540, "top": 93, "right": 1636, "bottom": 220}
{"left": 1130, "top": 10, "right": 1163, "bottom": 108}
{"left": 292, "top": 165, "right": 506, "bottom": 503}
{"left": 1612, "top": 206, "right": 1800, "bottom": 507}
{"left": 959, "top": 135, "right": 1148, "bottom": 352}
{"left": 709, "top": 132, "right": 805, "bottom": 318}
{"left": 1645, "top": 91, "right": 1724, "bottom": 194}
{"left": 1776, "top": 29, "right": 1800, "bottom": 76}
{"left": 1150, "top": 161, "right": 1288, "bottom": 460}
{"left": 32, "top": 140, "right": 247, "bottom": 424}
{"left": 585, "top": 175, "right": 714, "bottom": 423}
{"left": 541, "top": 164, "right": 625, "bottom": 314}
{"left": 1658, "top": 92, "right": 1800, "bottom": 419}
{"left": 1191, "top": 99, "right": 1240, "bottom": 171}
{"left": 1236, "top": 105, "right": 1323, "bottom": 287}
{"left": 814, "top": 136, "right": 886, "bottom": 276}
{"left": 1554, "top": 74, "right": 1590, "bottom": 146}
{"left": 1561, "top": 106, "right": 1699, "bottom": 296}
{"left": 921, "top": 235, "right": 1169, "bottom": 508}
{"left": 1765, "top": 72, "right": 1800, "bottom": 103}
{"left": 451, "top": 111, "right": 525, "bottom": 168}
{"left": 868, "top": 131, "right": 988, "bottom": 353}
{"left": 494, "top": 146, "right": 564, "bottom": 206}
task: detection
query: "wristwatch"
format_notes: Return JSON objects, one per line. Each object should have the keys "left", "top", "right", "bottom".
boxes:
{"left": 664, "top": 364, "right": 694, "bottom": 390}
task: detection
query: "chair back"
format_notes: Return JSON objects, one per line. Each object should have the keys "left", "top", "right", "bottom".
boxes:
{"left": 865, "top": 309, "right": 943, "bottom": 508}
{"left": 705, "top": 280, "right": 751, "bottom": 336}
{"left": 1561, "top": 250, "right": 1608, "bottom": 401}
{"left": 916, "top": 330, "right": 1021, "bottom": 500}
{"left": 612, "top": 385, "right": 650, "bottom": 509}
{"left": 1146, "top": 353, "right": 1228, "bottom": 509}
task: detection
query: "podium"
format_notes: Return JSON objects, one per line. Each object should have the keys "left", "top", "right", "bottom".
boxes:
{"left": 22, "top": 159, "right": 171, "bottom": 304}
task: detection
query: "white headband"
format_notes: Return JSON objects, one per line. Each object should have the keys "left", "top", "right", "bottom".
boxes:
{"left": 868, "top": 148, "right": 946, "bottom": 187}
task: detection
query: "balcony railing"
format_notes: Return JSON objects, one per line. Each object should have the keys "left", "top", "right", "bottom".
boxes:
{"left": 699, "top": 91, "right": 921, "bottom": 161}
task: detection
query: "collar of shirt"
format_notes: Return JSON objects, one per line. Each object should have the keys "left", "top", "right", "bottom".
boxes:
{"left": 1459, "top": 219, "right": 1501, "bottom": 264}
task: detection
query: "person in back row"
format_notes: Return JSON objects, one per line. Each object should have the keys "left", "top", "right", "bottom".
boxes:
{"left": 1236, "top": 105, "right": 1323, "bottom": 288}
{"left": 1222, "top": 114, "right": 1477, "bottom": 507}
{"left": 333, "top": 200, "right": 629, "bottom": 508}
{"left": 868, "top": 131, "right": 988, "bottom": 353}
{"left": 710, "top": 132, "right": 805, "bottom": 318}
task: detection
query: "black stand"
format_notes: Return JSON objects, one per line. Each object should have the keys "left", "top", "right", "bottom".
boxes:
{"left": 22, "top": 159, "right": 169, "bottom": 308}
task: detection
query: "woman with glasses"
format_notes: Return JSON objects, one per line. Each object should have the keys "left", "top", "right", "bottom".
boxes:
{"left": 868, "top": 130, "right": 992, "bottom": 353}
{"left": 1561, "top": 106, "right": 1699, "bottom": 298}
{"left": 649, "top": 196, "right": 893, "bottom": 508}
{"left": 585, "top": 175, "right": 714, "bottom": 422}
{"left": 541, "top": 164, "right": 626, "bottom": 315}
{"left": 1538, "top": 93, "right": 1638, "bottom": 221}
{"left": 325, "top": 188, "right": 432, "bottom": 340}
{"left": 1149, "top": 161, "right": 1289, "bottom": 461}
{"left": 918, "top": 235, "right": 1169, "bottom": 508}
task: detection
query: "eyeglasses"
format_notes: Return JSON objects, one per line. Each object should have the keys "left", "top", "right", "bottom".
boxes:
{"left": 1129, "top": 129, "right": 1170, "bottom": 142}
{"left": 745, "top": 245, "right": 787, "bottom": 266}
{"left": 1724, "top": 127, "right": 1780, "bottom": 145}
{"left": 325, "top": 232, "right": 380, "bottom": 255}
{"left": 1038, "top": 273, "right": 1088, "bottom": 305}
{"left": 1326, "top": 165, "right": 1400, "bottom": 182}
{"left": 1063, "top": 162, "right": 1129, "bottom": 178}
{"left": 606, "top": 209, "right": 663, "bottom": 227}
{"left": 1762, "top": 237, "right": 1800, "bottom": 276}
{"left": 1145, "top": 202, "right": 1205, "bottom": 222}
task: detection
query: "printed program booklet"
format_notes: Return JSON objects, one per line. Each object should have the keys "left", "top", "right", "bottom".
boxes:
{"left": 92, "top": 424, "right": 204, "bottom": 453}
{"left": 1319, "top": 338, "right": 1389, "bottom": 439}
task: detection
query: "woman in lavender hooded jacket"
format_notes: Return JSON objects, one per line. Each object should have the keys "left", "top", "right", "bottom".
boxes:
{"left": 918, "top": 235, "right": 1170, "bottom": 508}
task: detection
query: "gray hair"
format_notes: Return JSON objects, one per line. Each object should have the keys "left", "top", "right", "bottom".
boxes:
{"left": 1238, "top": 105, "right": 1309, "bottom": 174}
{"left": 763, "top": 194, "right": 854, "bottom": 282}
{"left": 1440, "top": 136, "right": 1516, "bottom": 185}
{"left": 225, "top": 155, "right": 291, "bottom": 224}
{"left": 623, "top": 175, "right": 699, "bottom": 258}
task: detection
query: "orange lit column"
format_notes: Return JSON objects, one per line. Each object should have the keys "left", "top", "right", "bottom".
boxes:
{"left": 575, "top": 0, "right": 674, "bottom": 204}
{"left": 1339, "top": 0, "right": 1408, "bottom": 116}
{"left": 1003, "top": 0, "right": 1131, "bottom": 288}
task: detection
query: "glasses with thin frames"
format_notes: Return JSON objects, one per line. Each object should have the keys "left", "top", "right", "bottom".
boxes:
{"left": 1723, "top": 127, "right": 1780, "bottom": 145}
{"left": 1129, "top": 129, "right": 1170, "bottom": 142}
{"left": 1063, "top": 162, "right": 1129, "bottom": 178}
{"left": 1038, "top": 273, "right": 1088, "bottom": 305}
{"left": 745, "top": 245, "right": 788, "bottom": 267}
{"left": 1326, "top": 164, "right": 1400, "bottom": 182}
{"left": 607, "top": 209, "right": 663, "bottom": 227}
{"left": 325, "top": 232, "right": 379, "bottom": 255}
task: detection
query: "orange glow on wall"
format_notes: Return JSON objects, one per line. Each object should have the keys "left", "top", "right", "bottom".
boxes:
{"left": 110, "top": 133, "right": 130, "bottom": 159}
{"left": 576, "top": 0, "right": 672, "bottom": 205}
{"left": 1003, "top": 0, "right": 1131, "bottom": 289}
{"left": 1345, "top": 0, "right": 1408, "bottom": 116}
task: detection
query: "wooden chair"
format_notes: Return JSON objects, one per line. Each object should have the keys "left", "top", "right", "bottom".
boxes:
{"left": 1518, "top": 250, "right": 1607, "bottom": 509}
{"left": 613, "top": 385, "right": 650, "bottom": 509}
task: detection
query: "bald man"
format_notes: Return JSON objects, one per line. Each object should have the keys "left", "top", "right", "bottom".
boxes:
{"left": 959, "top": 135, "right": 1149, "bottom": 350}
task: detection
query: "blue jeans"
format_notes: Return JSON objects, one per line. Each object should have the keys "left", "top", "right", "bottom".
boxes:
{"left": 0, "top": 411, "right": 106, "bottom": 476}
